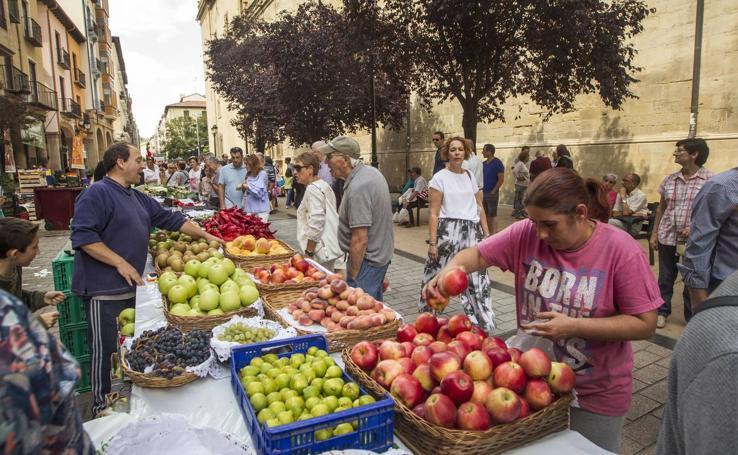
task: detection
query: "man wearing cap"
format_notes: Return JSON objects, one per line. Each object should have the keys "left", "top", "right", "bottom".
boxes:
{"left": 312, "top": 140, "right": 343, "bottom": 207}
{"left": 218, "top": 147, "right": 247, "bottom": 210}
{"left": 322, "top": 137, "right": 394, "bottom": 300}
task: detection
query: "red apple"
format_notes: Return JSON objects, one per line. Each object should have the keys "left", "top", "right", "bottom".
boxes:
{"left": 470, "top": 380, "right": 494, "bottom": 405}
{"left": 371, "top": 360, "right": 405, "bottom": 389}
{"left": 411, "top": 345, "right": 433, "bottom": 366}
{"left": 436, "top": 326, "right": 453, "bottom": 343}
{"left": 463, "top": 350, "right": 493, "bottom": 381}
{"left": 518, "top": 397, "right": 530, "bottom": 419}
{"left": 481, "top": 336, "right": 507, "bottom": 351}
{"left": 431, "top": 386, "right": 442, "bottom": 395}
{"left": 493, "top": 361, "right": 527, "bottom": 394}
{"left": 415, "top": 313, "right": 440, "bottom": 337}
{"left": 429, "top": 351, "right": 461, "bottom": 382}
{"left": 412, "top": 403, "right": 427, "bottom": 418}
{"left": 401, "top": 341, "right": 415, "bottom": 357}
{"left": 455, "top": 331, "right": 483, "bottom": 351}
{"left": 485, "top": 387, "right": 521, "bottom": 423}
{"left": 426, "top": 291, "right": 450, "bottom": 313}
{"left": 519, "top": 348, "right": 552, "bottom": 378}
{"left": 437, "top": 316, "right": 449, "bottom": 326}
{"left": 524, "top": 379, "right": 554, "bottom": 410}
{"left": 396, "top": 324, "right": 419, "bottom": 343}
{"left": 485, "top": 347, "right": 513, "bottom": 369}
{"left": 424, "top": 393, "right": 457, "bottom": 429}
{"left": 446, "top": 340, "right": 470, "bottom": 363}
{"left": 413, "top": 333, "right": 435, "bottom": 346}
{"left": 428, "top": 341, "right": 448, "bottom": 354}
{"left": 350, "top": 341, "right": 379, "bottom": 371}
{"left": 470, "top": 325, "right": 488, "bottom": 339}
{"left": 440, "top": 268, "right": 469, "bottom": 297}
{"left": 547, "top": 362, "right": 576, "bottom": 394}
{"left": 447, "top": 314, "right": 472, "bottom": 336}
{"left": 391, "top": 373, "right": 425, "bottom": 408}
{"left": 441, "top": 370, "right": 474, "bottom": 406}
{"left": 412, "top": 364, "right": 437, "bottom": 392}
{"left": 398, "top": 357, "right": 417, "bottom": 375}
{"left": 456, "top": 401, "right": 491, "bottom": 431}
{"left": 379, "top": 340, "right": 406, "bottom": 361}
{"left": 507, "top": 348, "right": 523, "bottom": 363}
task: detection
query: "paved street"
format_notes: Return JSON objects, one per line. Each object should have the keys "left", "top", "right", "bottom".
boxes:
{"left": 26, "top": 205, "right": 677, "bottom": 453}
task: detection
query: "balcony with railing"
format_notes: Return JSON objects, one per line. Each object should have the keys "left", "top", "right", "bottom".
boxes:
{"left": 95, "top": 0, "right": 109, "bottom": 14}
{"left": 74, "top": 68, "right": 86, "bottom": 88}
{"left": 60, "top": 98, "right": 81, "bottom": 118}
{"left": 98, "top": 99, "right": 105, "bottom": 112}
{"left": 0, "top": 65, "right": 31, "bottom": 94}
{"left": 25, "top": 18, "right": 43, "bottom": 47}
{"left": 29, "top": 81, "right": 57, "bottom": 110}
{"left": 58, "top": 49, "right": 71, "bottom": 69}
{"left": 8, "top": 0, "right": 20, "bottom": 23}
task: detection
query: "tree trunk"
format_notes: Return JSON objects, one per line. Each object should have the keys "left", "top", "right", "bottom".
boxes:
{"left": 461, "top": 102, "right": 478, "bottom": 152}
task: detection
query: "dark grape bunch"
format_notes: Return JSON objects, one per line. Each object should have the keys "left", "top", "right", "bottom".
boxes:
{"left": 125, "top": 327, "right": 212, "bottom": 379}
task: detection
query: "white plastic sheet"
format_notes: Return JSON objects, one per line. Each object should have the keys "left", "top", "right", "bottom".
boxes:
{"left": 211, "top": 315, "right": 297, "bottom": 362}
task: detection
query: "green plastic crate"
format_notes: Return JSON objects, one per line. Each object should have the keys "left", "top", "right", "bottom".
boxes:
{"left": 58, "top": 292, "right": 87, "bottom": 327}
{"left": 52, "top": 250, "right": 74, "bottom": 292}
{"left": 74, "top": 354, "right": 91, "bottom": 393}
{"left": 59, "top": 321, "right": 89, "bottom": 358}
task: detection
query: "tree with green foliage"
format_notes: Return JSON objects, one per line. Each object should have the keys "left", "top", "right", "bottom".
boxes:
{"left": 160, "top": 115, "right": 209, "bottom": 160}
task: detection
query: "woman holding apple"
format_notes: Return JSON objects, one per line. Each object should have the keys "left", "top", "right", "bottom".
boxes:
{"left": 422, "top": 168, "right": 661, "bottom": 452}
{"left": 293, "top": 151, "right": 342, "bottom": 270}
{"left": 419, "top": 136, "right": 494, "bottom": 333}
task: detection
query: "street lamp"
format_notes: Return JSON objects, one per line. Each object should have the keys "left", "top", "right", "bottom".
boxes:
{"left": 211, "top": 124, "right": 218, "bottom": 157}
{"left": 369, "top": 0, "right": 378, "bottom": 168}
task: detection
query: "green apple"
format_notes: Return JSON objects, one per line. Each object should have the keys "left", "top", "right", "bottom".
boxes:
{"left": 274, "top": 358, "right": 289, "bottom": 368}
{"left": 267, "top": 368, "right": 282, "bottom": 380}
{"left": 118, "top": 308, "right": 135, "bottom": 324}
{"left": 263, "top": 354, "right": 279, "bottom": 364}
{"left": 307, "top": 346, "right": 319, "bottom": 356}
{"left": 285, "top": 396, "right": 304, "bottom": 417}
{"left": 314, "top": 428, "right": 332, "bottom": 441}
{"left": 289, "top": 374, "right": 308, "bottom": 393}
{"left": 311, "top": 377, "right": 324, "bottom": 392}
{"left": 245, "top": 382, "right": 264, "bottom": 397}
{"left": 207, "top": 308, "right": 224, "bottom": 315}
{"left": 298, "top": 412, "right": 313, "bottom": 421}
{"left": 198, "top": 288, "right": 220, "bottom": 311}
{"left": 342, "top": 383, "right": 360, "bottom": 401}
{"left": 169, "top": 303, "right": 191, "bottom": 316}
{"left": 219, "top": 291, "right": 241, "bottom": 312}
{"left": 177, "top": 275, "right": 198, "bottom": 298}
{"left": 184, "top": 308, "right": 201, "bottom": 317}
{"left": 184, "top": 259, "right": 201, "bottom": 277}
{"left": 311, "top": 361, "right": 328, "bottom": 378}
{"left": 241, "top": 375, "right": 256, "bottom": 386}
{"left": 220, "top": 279, "right": 239, "bottom": 294}
{"left": 334, "top": 405, "right": 352, "bottom": 414}
{"left": 266, "top": 418, "right": 280, "bottom": 428}
{"left": 208, "top": 263, "right": 229, "bottom": 285}
{"left": 241, "top": 365, "right": 259, "bottom": 377}
{"left": 311, "top": 403, "right": 330, "bottom": 417}
{"left": 239, "top": 285, "right": 259, "bottom": 307}
{"left": 323, "top": 357, "right": 336, "bottom": 368}
{"left": 315, "top": 349, "right": 328, "bottom": 358}
{"left": 262, "top": 378, "right": 278, "bottom": 395}
{"left": 290, "top": 353, "right": 305, "bottom": 368}
{"left": 250, "top": 357, "right": 264, "bottom": 368}
{"left": 323, "top": 378, "right": 345, "bottom": 397}
{"left": 305, "top": 396, "right": 321, "bottom": 411}
{"left": 358, "top": 395, "right": 376, "bottom": 406}
{"left": 325, "top": 365, "right": 342, "bottom": 379}
{"left": 266, "top": 391, "right": 282, "bottom": 405}
{"left": 257, "top": 408, "right": 275, "bottom": 425}
{"left": 268, "top": 401, "right": 286, "bottom": 415}
{"left": 158, "top": 272, "right": 179, "bottom": 294}
{"left": 302, "top": 385, "right": 320, "bottom": 400}
{"left": 197, "top": 277, "right": 211, "bottom": 291}
{"left": 259, "top": 362, "right": 274, "bottom": 375}
{"left": 277, "top": 410, "right": 294, "bottom": 425}
{"left": 338, "top": 397, "right": 353, "bottom": 408}
{"left": 323, "top": 395, "right": 338, "bottom": 412}
{"left": 189, "top": 295, "right": 201, "bottom": 310}
{"left": 280, "top": 388, "right": 298, "bottom": 402}
{"left": 299, "top": 365, "right": 316, "bottom": 383}
{"left": 222, "top": 258, "right": 236, "bottom": 276}
{"left": 250, "top": 393, "right": 267, "bottom": 412}
{"left": 121, "top": 322, "right": 135, "bottom": 337}
{"left": 167, "top": 285, "right": 189, "bottom": 304}
{"left": 334, "top": 423, "right": 353, "bottom": 436}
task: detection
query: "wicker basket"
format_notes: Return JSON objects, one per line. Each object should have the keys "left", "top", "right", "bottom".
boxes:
{"left": 162, "top": 296, "right": 261, "bottom": 332}
{"left": 226, "top": 239, "right": 296, "bottom": 269}
{"left": 262, "top": 294, "right": 401, "bottom": 353}
{"left": 120, "top": 348, "right": 199, "bottom": 388}
{"left": 341, "top": 350, "right": 572, "bottom": 454}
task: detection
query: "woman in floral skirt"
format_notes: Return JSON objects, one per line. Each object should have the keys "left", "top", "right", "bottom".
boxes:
{"left": 419, "top": 136, "right": 494, "bottom": 332}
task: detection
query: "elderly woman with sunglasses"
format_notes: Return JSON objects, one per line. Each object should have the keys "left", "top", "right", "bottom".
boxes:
{"left": 293, "top": 151, "right": 342, "bottom": 270}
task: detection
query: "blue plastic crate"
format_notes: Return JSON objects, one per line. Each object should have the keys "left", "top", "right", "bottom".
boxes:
{"left": 230, "top": 334, "right": 395, "bottom": 455}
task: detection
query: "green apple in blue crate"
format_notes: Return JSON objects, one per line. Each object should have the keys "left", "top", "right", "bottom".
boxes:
{"left": 307, "top": 346, "right": 319, "bottom": 356}
{"left": 274, "top": 373, "right": 290, "bottom": 389}
{"left": 323, "top": 395, "right": 339, "bottom": 412}
{"left": 299, "top": 365, "right": 316, "bottom": 383}
{"left": 262, "top": 377, "right": 278, "bottom": 395}
{"left": 277, "top": 410, "right": 294, "bottom": 425}
{"left": 311, "top": 403, "right": 330, "bottom": 417}
{"left": 305, "top": 396, "right": 320, "bottom": 411}
{"left": 302, "top": 385, "right": 320, "bottom": 400}
{"left": 245, "top": 382, "right": 265, "bottom": 397}
{"left": 315, "top": 428, "right": 333, "bottom": 441}
{"left": 250, "top": 393, "right": 268, "bottom": 412}
{"left": 311, "top": 360, "right": 328, "bottom": 378}
{"left": 342, "top": 383, "right": 360, "bottom": 401}
{"left": 263, "top": 353, "right": 279, "bottom": 363}
{"left": 334, "top": 423, "right": 354, "bottom": 436}
{"left": 358, "top": 395, "right": 376, "bottom": 406}
{"left": 290, "top": 353, "right": 306, "bottom": 368}
{"left": 323, "top": 378, "right": 345, "bottom": 397}
{"left": 338, "top": 396, "right": 353, "bottom": 408}
{"left": 289, "top": 374, "right": 308, "bottom": 393}
{"left": 325, "top": 365, "right": 342, "bottom": 379}
{"left": 257, "top": 409, "right": 274, "bottom": 425}
{"left": 281, "top": 389, "right": 298, "bottom": 401}
{"left": 266, "top": 391, "right": 282, "bottom": 405}
{"left": 266, "top": 418, "right": 280, "bottom": 428}
{"left": 311, "top": 378, "right": 324, "bottom": 393}
{"left": 268, "top": 401, "right": 286, "bottom": 415}
{"left": 241, "top": 365, "right": 259, "bottom": 377}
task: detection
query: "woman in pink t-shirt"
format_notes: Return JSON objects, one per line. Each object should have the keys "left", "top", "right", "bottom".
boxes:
{"left": 423, "top": 168, "right": 661, "bottom": 452}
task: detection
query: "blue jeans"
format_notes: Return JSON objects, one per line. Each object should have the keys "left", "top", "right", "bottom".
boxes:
{"left": 285, "top": 189, "right": 294, "bottom": 206}
{"left": 657, "top": 243, "right": 692, "bottom": 320}
{"left": 347, "top": 259, "right": 389, "bottom": 301}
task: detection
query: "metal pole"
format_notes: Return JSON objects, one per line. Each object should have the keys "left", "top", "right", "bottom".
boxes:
{"left": 688, "top": 0, "right": 704, "bottom": 138}
{"left": 370, "top": 0, "right": 378, "bottom": 168}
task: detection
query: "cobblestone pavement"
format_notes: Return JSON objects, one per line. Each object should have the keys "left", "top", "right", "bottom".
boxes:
{"left": 27, "top": 213, "right": 672, "bottom": 452}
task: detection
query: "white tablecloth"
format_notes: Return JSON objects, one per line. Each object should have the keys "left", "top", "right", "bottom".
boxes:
{"left": 84, "top": 261, "right": 612, "bottom": 455}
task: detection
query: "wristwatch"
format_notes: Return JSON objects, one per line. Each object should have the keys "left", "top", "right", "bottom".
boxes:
{"left": 305, "top": 250, "right": 315, "bottom": 257}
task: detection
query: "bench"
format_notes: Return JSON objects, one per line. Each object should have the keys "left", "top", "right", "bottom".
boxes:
{"left": 614, "top": 201, "right": 659, "bottom": 265}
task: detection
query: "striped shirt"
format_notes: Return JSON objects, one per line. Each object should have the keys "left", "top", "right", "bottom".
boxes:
{"left": 656, "top": 167, "right": 713, "bottom": 245}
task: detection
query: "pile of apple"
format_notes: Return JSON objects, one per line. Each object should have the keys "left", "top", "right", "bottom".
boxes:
{"left": 226, "top": 235, "right": 290, "bottom": 257}
{"left": 252, "top": 254, "right": 327, "bottom": 285}
{"left": 349, "top": 312, "right": 575, "bottom": 431}
{"left": 287, "top": 277, "right": 397, "bottom": 332}
{"left": 158, "top": 256, "right": 260, "bottom": 317}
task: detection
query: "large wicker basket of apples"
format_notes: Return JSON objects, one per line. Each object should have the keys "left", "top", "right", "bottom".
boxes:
{"left": 342, "top": 312, "right": 575, "bottom": 454}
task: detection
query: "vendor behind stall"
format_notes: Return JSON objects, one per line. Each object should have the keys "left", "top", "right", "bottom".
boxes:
{"left": 71, "top": 142, "right": 223, "bottom": 417}
{"left": 423, "top": 168, "right": 661, "bottom": 453}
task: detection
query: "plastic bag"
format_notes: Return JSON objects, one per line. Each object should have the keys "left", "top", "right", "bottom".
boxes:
{"left": 397, "top": 208, "right": 410, "bottom": 224}
{"left": 504, "top": 329, "right": 556, "bottom": 360}
{"left": 210, "top": 315, "right": 297, "bottom": 362}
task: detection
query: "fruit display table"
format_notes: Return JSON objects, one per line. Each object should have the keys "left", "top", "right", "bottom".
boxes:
{"left": 81, "top": 256, "right": 611, "bottom": 454}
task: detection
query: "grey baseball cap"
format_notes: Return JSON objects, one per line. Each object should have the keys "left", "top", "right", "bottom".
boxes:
{"left": 319, "top": 136, "right": 361, "bottom": 159}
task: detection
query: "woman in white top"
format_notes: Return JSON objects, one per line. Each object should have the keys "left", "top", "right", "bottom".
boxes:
{"left": 294, "top": 151, "right": 342, "bottom": 270}
{"left": 420, "top": 136, "right": 494, "bottom": 332}
{"left": 512, "top": 148, "right": 531, "bottom": 219}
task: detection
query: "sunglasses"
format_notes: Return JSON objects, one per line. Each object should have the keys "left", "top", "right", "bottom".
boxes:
{"left": 293, "top": 164, "right": 307, "bottom": 171}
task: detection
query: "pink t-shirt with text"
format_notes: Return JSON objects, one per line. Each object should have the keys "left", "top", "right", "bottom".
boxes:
{"left": 478, "top": 220, "right": 662, "bottom": 416}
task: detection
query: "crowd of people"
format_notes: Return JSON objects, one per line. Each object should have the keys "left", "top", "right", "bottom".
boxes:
{"left": 0, "top": 128, "right": 736, "bottom": 454}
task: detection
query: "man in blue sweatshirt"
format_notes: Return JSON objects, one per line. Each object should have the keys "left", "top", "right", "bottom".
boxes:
{"left": 71, "top": 142, "right": 221, "bottom": 415}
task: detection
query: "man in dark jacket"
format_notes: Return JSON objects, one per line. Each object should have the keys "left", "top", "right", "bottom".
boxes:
{"left": 71, "top": 142, "right": 221, "bottom": 416}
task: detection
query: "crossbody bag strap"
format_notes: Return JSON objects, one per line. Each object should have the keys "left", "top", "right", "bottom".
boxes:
{"left": 695, "top": 295, "right": 738, "bottom": 315}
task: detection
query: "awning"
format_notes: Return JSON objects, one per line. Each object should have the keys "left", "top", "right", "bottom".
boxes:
{"left": 22, "top": 119, "right": 46, "bottom": 149}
